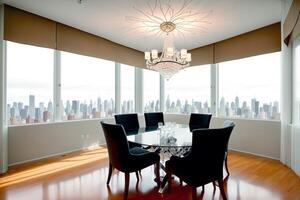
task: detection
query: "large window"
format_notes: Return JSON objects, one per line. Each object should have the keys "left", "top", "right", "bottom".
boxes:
{"left": 6, "top": 41, "right": 282, "bottom": 125}
{"left": 7, "top": 42, "right": 54, "bottom": 125}
{"left": 218, "top": 52, "right": 281, "bottom": 120}
{"left": 120, "top": 64, "right": 135, "bottom": 113}
{"left": 144, "top": 69, "right": 160, "bottom": 112}
{"left": 61, "top": 52, "right": 115, "bottom": 120}
{"left": 165, "top": 65, "right": 211, "bottom": 113}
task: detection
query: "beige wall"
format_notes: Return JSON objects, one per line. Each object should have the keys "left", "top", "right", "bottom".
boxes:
{"left": 8, "top": 119, "right": 111, "bottom": 165}
{"left": 8, "top": 114, "right": 280, "bottom": 166}
{"left": 166, "top": 114, "right": 281, "bottom": 159}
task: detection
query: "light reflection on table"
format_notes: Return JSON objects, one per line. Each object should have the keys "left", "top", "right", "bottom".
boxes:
{"left": 127, "top": 124, "right": 192, "bottom": 148}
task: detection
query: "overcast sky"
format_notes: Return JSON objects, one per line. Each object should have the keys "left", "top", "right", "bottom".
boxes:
{"left": 7, "top": 41, "right": 280, "bottom": 107}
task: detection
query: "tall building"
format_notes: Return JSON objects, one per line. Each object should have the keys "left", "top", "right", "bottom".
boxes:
{"left": 219, "top": 97, "right": 226, "bottom": 116}
{"left": 72, "top": 100, "right": 79, "bottom": 115}
{"left": 235, "top": 96, "right": 240, "bottom": 113}
{"left": 97, "top": 97, "right": 102, "bottom": 112}
{"left": 29, "top": 95, "right": 35, "bottom": 119}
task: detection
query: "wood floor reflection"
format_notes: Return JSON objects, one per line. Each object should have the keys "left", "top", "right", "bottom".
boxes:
{"left": 0, "top": 147, "right": 300, "bottom": 200}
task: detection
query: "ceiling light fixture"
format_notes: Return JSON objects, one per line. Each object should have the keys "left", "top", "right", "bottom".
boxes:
{"left": 127, "top": 0, "right": 211, "bottom": 79}
{"left": 144, "top": 26, "right": 191, "bottom": 80}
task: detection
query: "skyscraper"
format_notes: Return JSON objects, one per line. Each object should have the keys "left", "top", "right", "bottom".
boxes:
{"left": 220, "top": 97, "right": 226, "bottom": 116}
{"left": 235, "top": 96, "right": 240, "bottom": 113}
{"left": 72, "top": 100, "right": 79, "bottom": 114}
{"left": 29, "top": 95, "right": 35, "bottom": 119}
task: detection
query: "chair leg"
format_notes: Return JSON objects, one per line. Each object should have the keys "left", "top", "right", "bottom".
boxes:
{"left": 124, "top": 173, "right": 130, "bottom": 200}
{"left": 202, "top": 185, "right": 205, "bottom": 191}
{"left": 192, "top": 187, "right": 197, "bottom": 200}
{"left": 167, "top": 171, "right": 172, "bottom": 192}
{"left": 212, "top": 181, "right": 216, "bottom": 191}
{"left": 107, "top": 163, "right": 113, "bottom": 185}
{"left": 218, "top": 179, "right": 227, "bottom": 200}
{"left": 135, "top": 171, "right": 139, "bottom": 181}
{"left": 180, "top": 179, "right": 183, "bottom": 185}
{"left": 225, "top": 155, "right": 230, "bottom": 176}
{"left": 155, "top": 162, "right": 160, "bottom": 187}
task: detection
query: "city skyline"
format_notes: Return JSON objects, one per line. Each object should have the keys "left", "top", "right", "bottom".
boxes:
{"left": 7, "top": 94, "right": 280, "bottom": 125}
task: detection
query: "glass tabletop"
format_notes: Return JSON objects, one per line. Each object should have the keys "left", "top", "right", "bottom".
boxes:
{"left": 127, "top": 123, "right": 192, "bottom": 147}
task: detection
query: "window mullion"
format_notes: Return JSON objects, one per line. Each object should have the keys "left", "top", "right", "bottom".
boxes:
{"left": 135, "top": 68, "right": 143, "bottom": 113}
{"left": 211, "top": 63, "right": 218, "bottom": 116}
{"left": 160, "top": 75, "right": 165, "bottom": 112}
{"left": 53, "top": 50, "right": 61, "bottom": 122}
{"left": 115, "top": 62, "right": 121, "bottom": 114}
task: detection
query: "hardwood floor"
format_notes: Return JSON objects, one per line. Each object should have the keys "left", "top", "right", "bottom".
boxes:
{"left": 0, "top": 147, "right": 299, "bottom": 200}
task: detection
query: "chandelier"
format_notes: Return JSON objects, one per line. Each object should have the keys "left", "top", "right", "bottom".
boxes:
{"left": 126, "top": 0, "right": 211, "bottom": 79}
{"left": 144, "top": 23, "right": 191, "bottom": 79}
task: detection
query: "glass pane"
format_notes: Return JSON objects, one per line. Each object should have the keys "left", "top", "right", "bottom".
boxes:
{"left": 61, "top": 52, "right": 115, "bottom": 120}
{"left": 144, "top": 69, "right": 160, "bottom": 112}
{"left": 218, "top": 52, "right": 281, "bottom": 120}
{"left": 120, "top": 64, "right": 135, "bottom": 113}
{"left": 7, "top": 42, "right": 54, "bottom": 125}
{"left": 165, "top": 65, "right": 211, "bottom": 113}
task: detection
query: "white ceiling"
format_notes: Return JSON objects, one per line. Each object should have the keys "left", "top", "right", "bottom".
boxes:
{"left": 2, "top": 0, "right": 282, "bottom": 52}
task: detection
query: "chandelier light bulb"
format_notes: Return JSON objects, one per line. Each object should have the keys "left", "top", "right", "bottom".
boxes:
{"left": 167, "top": 47, "right": 174, "bottom": 57}
{"left": 186, "top": 53, "right": 192, "bottom": 62}
{"left": 180, "top": 49, "right": 187, "bottom": 59}
{"left": 151, "top": 49, "right": 158, "bottom": 59}
{"left": 145, "top": 52, "right": 151, "bottom": 60}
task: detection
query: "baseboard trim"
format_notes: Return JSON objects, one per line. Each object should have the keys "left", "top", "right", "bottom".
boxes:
{"left": 8, "top": 145, "right": 279, "bottom": 167}
{"left": 8, "top": 143, "right": 105, "bottom": 167}
{"left": 229, "top": 148, "right": 279, "bottom": 161}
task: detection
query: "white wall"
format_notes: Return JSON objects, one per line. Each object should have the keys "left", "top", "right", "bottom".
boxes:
{"left": 280, "top": 0, "right": 293, "bottom": 167}
{"left": 292, "top": 36, "right": 300, "bottom": 176}
{"left": 292, "top": 126, "right": 300, "bottom": 176}
{"left": 8, "top": 114, "right": 280, "bottom": 166}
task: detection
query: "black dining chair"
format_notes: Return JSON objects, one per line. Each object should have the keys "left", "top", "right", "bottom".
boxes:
{"left": 101, "top": 121, "right": 160, "bottom": 200}
{"left": 144, "top": 112, "right": 164, "bottom": 128}
{"left": 114, "top": 113, "right": 140, "bottom": 133}
{"left": 189, "top": 113, "right": 212, "bottom": 131}
{"left": 223, "top": 120, "right": 235, "bottom": 177}
{"left": 166, "top": 122, "right": 235, "bottom": 200}
{"left": 114, "top": 113, "right": 141, "bottom": 148}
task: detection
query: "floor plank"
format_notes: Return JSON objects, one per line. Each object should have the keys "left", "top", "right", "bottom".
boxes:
{"left": 0, "top": 147, "right": 299, "bottom": 200}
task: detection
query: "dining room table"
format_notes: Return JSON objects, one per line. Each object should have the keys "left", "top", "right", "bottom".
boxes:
{"left": 126, "top": 122, "right": 193, "bottom": 192}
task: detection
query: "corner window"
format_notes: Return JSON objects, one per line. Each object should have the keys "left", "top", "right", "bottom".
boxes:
{"left": 218, "top": 52, "right": 281, "bottom": 120}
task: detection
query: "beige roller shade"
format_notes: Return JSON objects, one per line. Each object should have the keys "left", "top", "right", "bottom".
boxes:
{"left": 189, "top": 44, "right": 214, "bottom": 66}
{"left": 3, "top": 4, "right": 281, "bottom": 68}
{"left": 56, "top": 23, "right": 145, "bottom": 68}
{"left": 214, "top": 22, "right": 281, "bottom": 63}
{"left": 283, "top": 0, "right": 300, "bottom": 45}
{"left": 4, "top": 5, "right": 56, "bottom": 49}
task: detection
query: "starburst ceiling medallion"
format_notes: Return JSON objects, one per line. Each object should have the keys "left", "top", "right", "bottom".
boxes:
{"left": 126, "top": 0, "right": 211, "bottom": 38}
